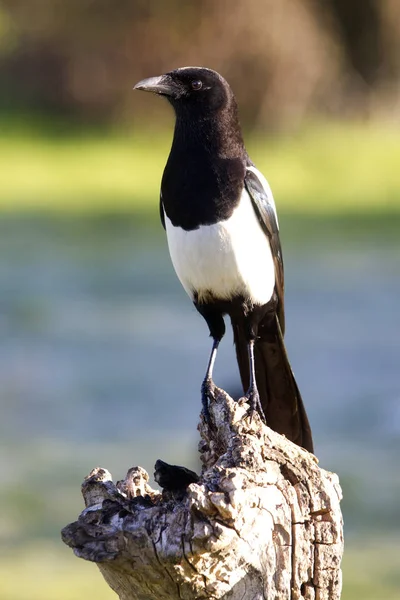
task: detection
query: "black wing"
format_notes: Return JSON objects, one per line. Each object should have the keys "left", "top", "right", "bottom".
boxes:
{"left": 159, "top": 192, "right": 165, "bottom": 230}
{"left": 244, "top": 166, "right": 285, "bottom": 334}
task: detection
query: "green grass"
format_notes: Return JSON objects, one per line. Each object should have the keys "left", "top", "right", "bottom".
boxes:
{"left": 341, "top": 539, "right": 400, "bottom": 600}
{"left": 0, "top": 118, "right": 400, "bottom": 215}
{"left": 0, "top": 544, "right": 115, "bottom": 600}
{"left": 1, "top": 540, "right": 399, "bottom": 600}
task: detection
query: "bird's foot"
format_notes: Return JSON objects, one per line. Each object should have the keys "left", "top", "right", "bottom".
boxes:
{"left": 245, "top": 386, "right": 266, "bottom": 423}
{"left": 201, "top": 377, "right": 216, "bottom": 424}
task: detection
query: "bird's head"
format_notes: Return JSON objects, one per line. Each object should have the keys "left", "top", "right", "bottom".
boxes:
{"left": 134, "top": 67, "right": 234, "bottom": 117}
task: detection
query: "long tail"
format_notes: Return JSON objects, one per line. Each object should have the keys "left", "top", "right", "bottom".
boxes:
{"left": 232, "top": 315, "right": 314, "bottom": 453}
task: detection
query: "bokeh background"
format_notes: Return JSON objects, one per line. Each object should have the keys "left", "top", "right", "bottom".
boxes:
{"left": 1, "top": 1, "right": 400, "bottom": 599}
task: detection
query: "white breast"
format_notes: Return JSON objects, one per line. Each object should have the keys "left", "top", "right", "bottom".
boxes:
{"left": 164, "top": 188, "right": 276, "bottom": 306}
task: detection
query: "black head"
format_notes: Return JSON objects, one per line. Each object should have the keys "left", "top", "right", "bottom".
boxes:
{"left": 134, "top": 67, "right": 234, "bottom": 117}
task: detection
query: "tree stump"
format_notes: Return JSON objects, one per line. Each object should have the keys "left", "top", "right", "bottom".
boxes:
{"left": 62, "top": 389, "right": 343, "bottom": 599}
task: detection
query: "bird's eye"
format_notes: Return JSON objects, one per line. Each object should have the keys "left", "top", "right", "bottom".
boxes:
{"left": 191, "top": 80, "right": 203, "bottom": 91}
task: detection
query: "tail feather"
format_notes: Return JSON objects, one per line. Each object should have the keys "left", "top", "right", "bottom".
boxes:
{"left": 232, "top": 316, "right": 314, "bottom": 453}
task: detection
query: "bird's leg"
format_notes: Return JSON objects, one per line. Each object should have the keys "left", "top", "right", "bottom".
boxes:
{"left": 194, "top": 302, "right": 225, "bottom": 422}
{"left": 201, "top": 338, "right": 219, "bottom": 421}
{"left": 246, "top": 339, "right": 266, "bottom": 422}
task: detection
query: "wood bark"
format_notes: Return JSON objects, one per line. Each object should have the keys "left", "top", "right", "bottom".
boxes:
{"left": 62, "top": 389, "right": 343, "bottom": 599}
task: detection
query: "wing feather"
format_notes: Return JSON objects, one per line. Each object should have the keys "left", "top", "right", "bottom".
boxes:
{"left": 244, "top": 166, "right": 285, "bottom": 334}
{"left": 160, "top": 192, "right": 166, "bottom": 230}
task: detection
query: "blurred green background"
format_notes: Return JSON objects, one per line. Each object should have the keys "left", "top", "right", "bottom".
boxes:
{"left": 0, "top": 1, "right": 400, "bottom": 599}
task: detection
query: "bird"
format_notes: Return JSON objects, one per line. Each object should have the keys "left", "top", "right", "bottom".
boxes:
{"left": 134, "top": 67, "right": 314, "bottom": 453}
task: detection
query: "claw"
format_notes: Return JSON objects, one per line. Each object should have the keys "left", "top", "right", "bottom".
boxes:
{"left": 245, "top": 386, "right": 266, "bottom": 423}
{"left": 201, "top": 378, "right": 215, "bottom": 423}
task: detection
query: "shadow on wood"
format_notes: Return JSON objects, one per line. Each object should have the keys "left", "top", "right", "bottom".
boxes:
{"left": 62, "top": 389, "right": 343, "bottom": 599}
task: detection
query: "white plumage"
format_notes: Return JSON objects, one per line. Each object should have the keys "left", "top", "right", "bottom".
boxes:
{"left": 164, "top": 170, "right": 276, "bottom": 305}
{"left": 246, "top": 165, "right": 279, "bottom": 229}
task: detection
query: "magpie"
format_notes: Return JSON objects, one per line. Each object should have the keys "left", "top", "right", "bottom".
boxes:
{"left": 134, "top": 67, "right": 313, "bottom": 453}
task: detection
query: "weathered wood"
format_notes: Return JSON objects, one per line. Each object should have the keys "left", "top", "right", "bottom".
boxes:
{"left": 62, "top": 389, "right": 343, "bottom": 599}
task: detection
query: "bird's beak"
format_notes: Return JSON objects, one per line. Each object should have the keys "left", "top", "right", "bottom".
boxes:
{"left": 133, "top": 74, "right": 177, "bottom": 97}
